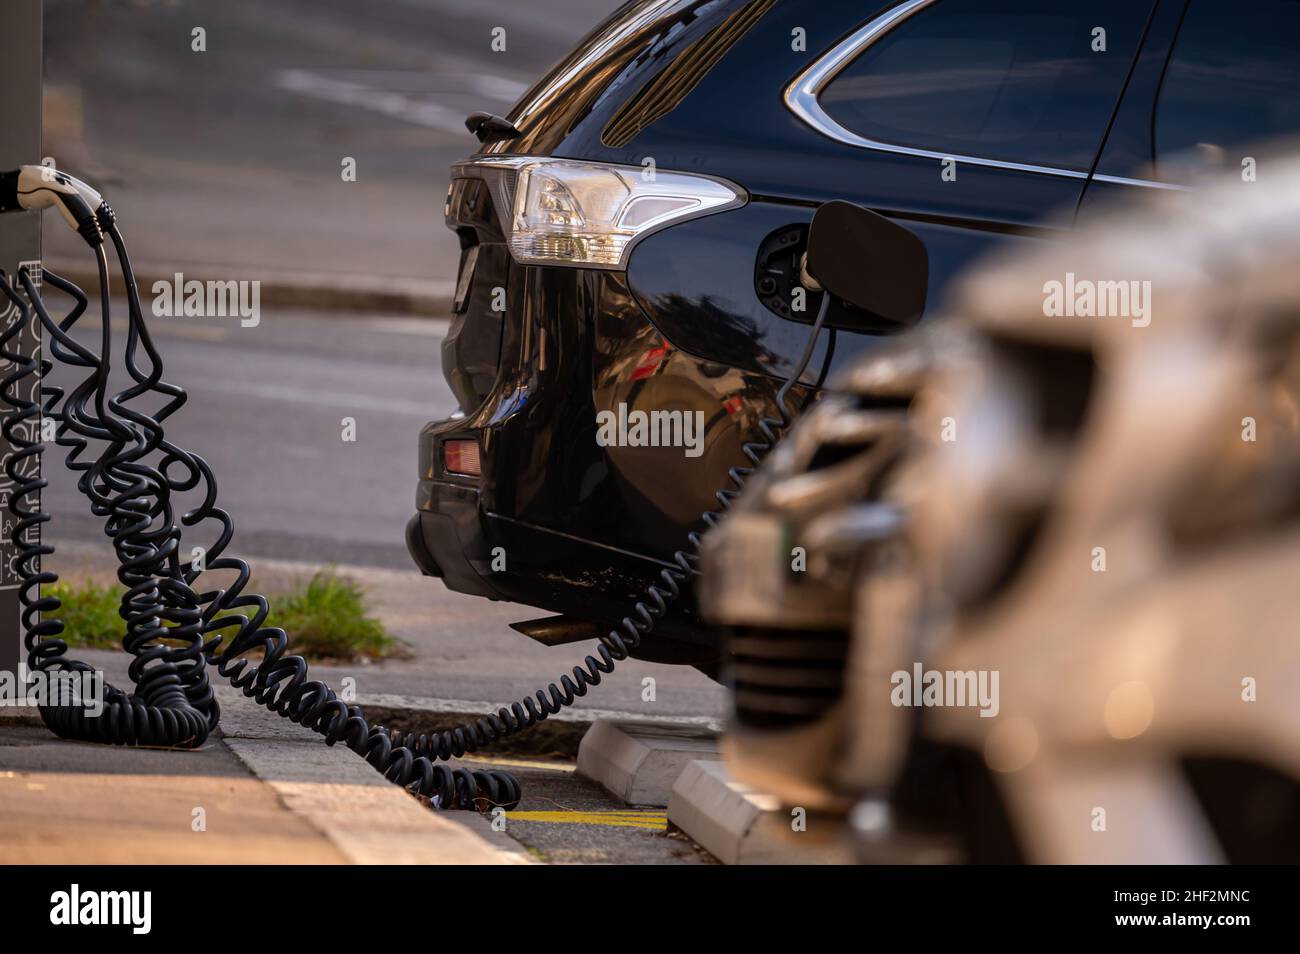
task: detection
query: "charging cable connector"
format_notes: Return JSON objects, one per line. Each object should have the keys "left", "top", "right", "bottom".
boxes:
{"left": 0, "top": 164, "right": 105, "bottom": 245}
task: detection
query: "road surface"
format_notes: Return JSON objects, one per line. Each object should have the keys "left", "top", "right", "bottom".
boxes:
{"left": 43, "top": 304, "right": 454, "bottom": 568}
{"left": 43, "top": 0, "right": 623, "bottom": 282}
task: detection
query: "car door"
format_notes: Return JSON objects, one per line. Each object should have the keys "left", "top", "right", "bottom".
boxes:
{"left": 1081, "top": 0, "right": 1300, "bottom": 215}
{"left": 622, "top": 0, "right": 1161, "bottom": 383}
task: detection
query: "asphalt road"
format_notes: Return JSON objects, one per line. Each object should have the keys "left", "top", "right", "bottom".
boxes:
{"left": 43, "top": 0, "right": 623, "bottom": 281}
{"left": 42, "top": 303, "right": 454, "bottom": 568}
{"left": 38, "top": 0, "right": 626, "bottom": 561}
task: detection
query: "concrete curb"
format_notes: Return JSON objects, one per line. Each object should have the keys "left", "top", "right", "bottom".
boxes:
{"left": 44, "top": 259, "right": 456, "bottom": 317}
{"left": 357, "top": 692, "right": 725, "bottom": 760}
{"left": 216, "top": 686, "right": 530, "bottom": 864}
{"left": 0, "top": 706, "right": 46, "bottom": 727}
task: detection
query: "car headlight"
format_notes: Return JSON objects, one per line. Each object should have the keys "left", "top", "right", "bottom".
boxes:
{"left": 505, "top": 159, "right": 745, "bottom": 269}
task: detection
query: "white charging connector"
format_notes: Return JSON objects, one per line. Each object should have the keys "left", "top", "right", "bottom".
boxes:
{"left": 1, "top": 164, "right": 105, "bottom": 241}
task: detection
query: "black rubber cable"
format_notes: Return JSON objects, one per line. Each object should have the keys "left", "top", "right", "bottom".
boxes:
{"left": 0, "top": 202, "right": 827, "bottom": 812}
{"left": 0, "top": 220, "right": 518, "bottom": 809}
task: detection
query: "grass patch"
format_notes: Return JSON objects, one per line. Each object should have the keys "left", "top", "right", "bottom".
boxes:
{"left": 260, "top": 570, "right": 395, "bottom": 660}
{"left": 40, "top": 580, "right": 125, "bottom": 650}
{"left": 43, "top": 569, "right": 397, "bottom": 661}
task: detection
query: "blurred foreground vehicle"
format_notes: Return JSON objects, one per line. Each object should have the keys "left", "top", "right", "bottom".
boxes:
{"left": 702, "top": 151, "right": 1300, "bottom": 864}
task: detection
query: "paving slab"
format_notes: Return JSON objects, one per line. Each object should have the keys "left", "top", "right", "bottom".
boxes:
{"left": 0, "top": 723, "right": 347, "bottom": 865}
{"left": 0, "top": 691, "right": 527, "bottom": 865}
{"left": 214, "top": 684, "right": 529, "bottom": 864}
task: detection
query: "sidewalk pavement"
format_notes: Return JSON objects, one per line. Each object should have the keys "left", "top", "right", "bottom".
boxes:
{"left": 45, "top": 540, "right": 729, "bottom": 725}
{"left": 2, "top": 542, "right": 726, "bottom": 864}
{"left": 44, "top": 258, "right": 457, "bottom": 317}
{"left": 0, "top": 688, "right": 529, "bottom": 865}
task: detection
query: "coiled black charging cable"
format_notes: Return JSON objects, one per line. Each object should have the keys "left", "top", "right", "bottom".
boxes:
{"left": 1, "top": 209, "right": 520, "bottom": 810}
{"left": 0, "top": 174, "right": 828, "bottom": 814}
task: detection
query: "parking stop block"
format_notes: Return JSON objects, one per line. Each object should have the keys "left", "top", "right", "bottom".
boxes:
{"left": 667, "top": 759, "right": 856, "bottom": 865}
{"left": 575, "top": 720, "right": 721, "bottom": 807}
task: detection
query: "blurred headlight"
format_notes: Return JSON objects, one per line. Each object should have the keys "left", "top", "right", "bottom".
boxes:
{"left": 508, "top": 159, "right": 745, "bottom": 268}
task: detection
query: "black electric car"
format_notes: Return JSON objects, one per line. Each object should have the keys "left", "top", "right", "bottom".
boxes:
{"left": 407, "top": 0, "right": 1300, "bottom": 668}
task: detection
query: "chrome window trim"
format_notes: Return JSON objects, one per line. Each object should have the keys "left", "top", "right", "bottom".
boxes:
{"left": 784, "top": 0, "right": 1180, "bottom": 190}
{"left": 1091, "top": 173, "right": 1193, "bottom": 191}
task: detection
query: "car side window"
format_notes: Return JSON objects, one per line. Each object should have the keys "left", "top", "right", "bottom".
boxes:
{"left": 817, "top": 0, "right": 1151, "bottom": 172}
{"left": 1155, "top": 0, "right": 1300, "bottom": 177}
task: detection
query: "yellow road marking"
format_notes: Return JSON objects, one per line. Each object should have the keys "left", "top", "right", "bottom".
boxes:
{"left": 458, "top": 755, "right": 576, "bottom": 773}
{"left": 507, "top": 810, "right": 668, "bottom": 831}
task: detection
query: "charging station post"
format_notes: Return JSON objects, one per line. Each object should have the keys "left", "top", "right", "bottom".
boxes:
{"left": 0, "top": 0, "right": 42, "bottom": 680}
